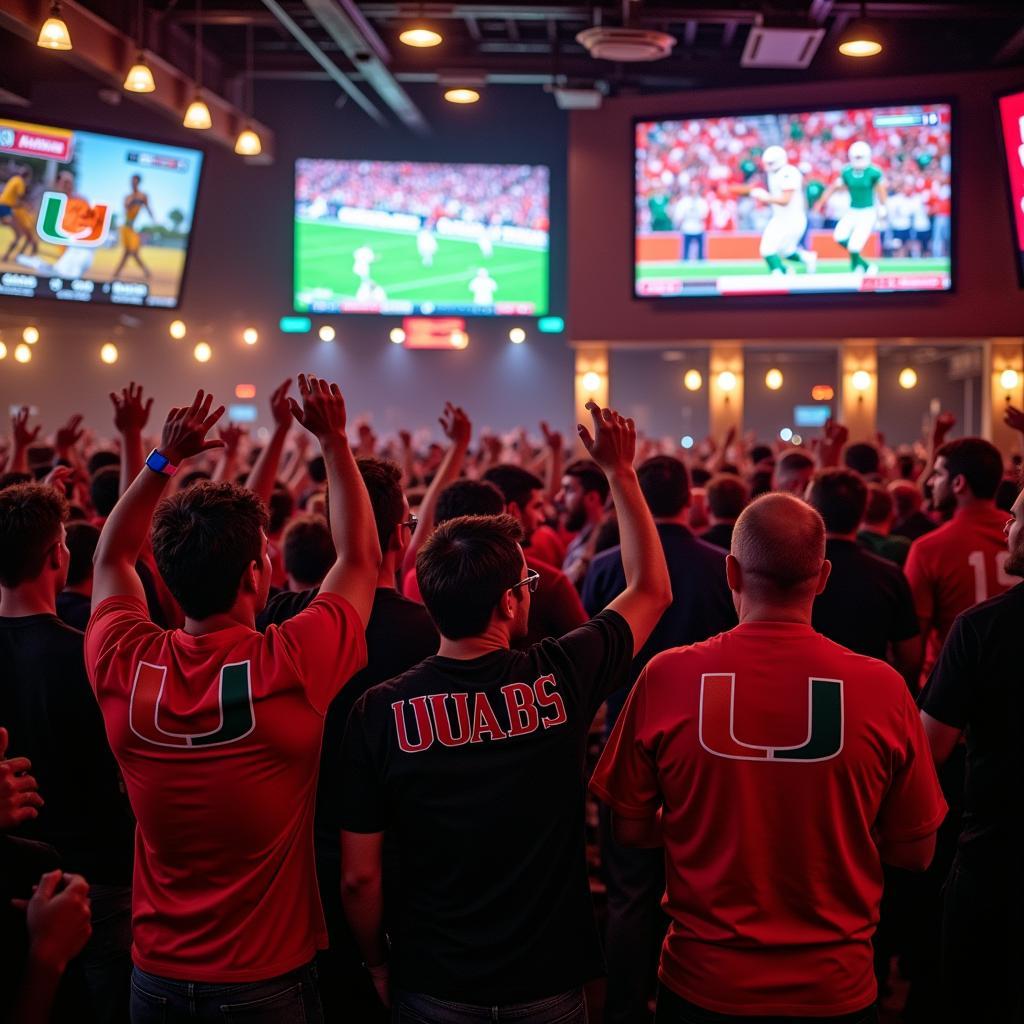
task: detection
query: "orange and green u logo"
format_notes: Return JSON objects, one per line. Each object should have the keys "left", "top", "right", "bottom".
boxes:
{"left": 36, "top": 190, "right": 111, "bottom": 248}
{"left": 129, "top": 661, "right": 255, "bottom": 749}
{"left": 698, "top": 673, "right": 843, "bottom": 763}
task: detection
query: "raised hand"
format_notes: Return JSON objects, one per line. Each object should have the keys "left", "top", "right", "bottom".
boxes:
{"left": 55, "top": 414, "right": 84, "bottom": 455}
{"left": 818, "top": 417, "right": 849, "bottom": 466}
{"left": 110, "top": 382, "right": 154, "bottom": 435}
{"left": 12, "top": 871, "right": 92, "bottom": 972}
{"left": 439, "top": 402, "right": 471, "bottom": 449}
{"left": 578, "top": 400, "right": 636, "bottom": 475}
{"left": 1004, "top": 405, "right": 1024, "bottom": 435}
{"left": 268, "top": 379, "right": 293, "bottom": 431}
{"left": 0, "top": 727, "right": 44, "bottom": 829}
{"left": 931, "top": 411, "right": 955, "bottom": 448}
{"left": 217, "top": 422, "right": 247, "bottom": 453}
{"left": 12, "top": 407, "right": 40, "bottom": 449}
{"left": 42, "top": 464, "right": 74, "bottom": 495}
{"left": 540, "top": 421, "right": 562, "bottom": 453}
{"left": 160, "top": 390, "right": 226, "bottom": 464}
{"left": 288, "top": 374, "right": 347, "bottom": 442}
{"left": 398, "top": 429, "right": 412, "bottom": 450}
{"left": 356, "top": 421, "right": 378, "bottom": 457}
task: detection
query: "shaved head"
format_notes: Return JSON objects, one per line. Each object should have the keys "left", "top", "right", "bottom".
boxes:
{"left": 731, "top": 493, "right": 825, "bottom": 597}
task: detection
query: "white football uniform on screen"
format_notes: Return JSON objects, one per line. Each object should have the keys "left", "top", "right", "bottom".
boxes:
{"left": 760, "top": 165, "right": 807, "bottom": 258}
{"left": 834, "top": 208, "right": 877, "bottom": 253}
{"left": 470, "top": 276, "right": 497, "bottom": 305}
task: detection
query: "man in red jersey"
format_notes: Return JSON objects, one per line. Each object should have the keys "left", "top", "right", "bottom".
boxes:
{"left": 904, "top": 438, "right": 1011, "bottom": 669}
{"left": 591, "top": 493, "right": 945, "bottom": 1023}
{"left": 85, "top": 378, "right": 380, "bottom": 1022}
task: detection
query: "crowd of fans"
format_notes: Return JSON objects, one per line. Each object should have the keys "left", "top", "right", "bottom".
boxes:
{"left": 0, "top": 377, "right": 1021, "bottom": 1024}
{"left": 296, "top": 159, "right": 550, "bottom": 232}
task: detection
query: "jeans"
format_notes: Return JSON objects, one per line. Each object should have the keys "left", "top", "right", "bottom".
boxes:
{"left": 392, "top": 987, "right": 585, "bottom": 1023}
{"left": 130, "top": 963, "right": 322, "bottom": 1024}
{"left": 79, "top": 884, "right": 133, "bottom": 1024}
{"left": 654, "top": 986, "right": 876, "bottom": 1024}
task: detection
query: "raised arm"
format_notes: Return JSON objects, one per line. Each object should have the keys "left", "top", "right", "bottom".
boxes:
{"left": 110, "top": 382, "right": 154, "bottom": 496}
{"left": 245, "top": 380, "right": 292, "bottom": 504}
{"left": 578, "top": 401, "right": 671, "bottom": 655}
{"left": 919, "top": 412, "right": 954, "bottom": 495}
{"left": 9, "top": 407, "right": 40, "bottom": 475}
{"left": 288, "top": 374, "right": 381, "bottom": 626}
{"left": 401, "top": 402, "right": 471, "bottom": 579}
{"left": 211, "top": 423, "right": 246, "bottom": 483}
{"left": 817, "top": 417, "right": 848, "bottom": 469}
{"left": 540, "top": 421, "right": 564, "bottom": 501}
{"left": 93, "top": 391, "right": 224, "bottom": 608}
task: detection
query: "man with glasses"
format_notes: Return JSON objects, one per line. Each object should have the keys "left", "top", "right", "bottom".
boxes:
{"left": 258, "top": 456, "right": 437, "bottom": 1024}
{"left": 337, "top": 401, "right": 671, "bottom": 1022}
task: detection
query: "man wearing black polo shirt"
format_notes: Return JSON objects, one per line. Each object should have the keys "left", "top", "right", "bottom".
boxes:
{"left": 806, "top": 469, "right": 921, "bottom": 689}
{"left": 338, "top": 402, "right": 671, "bottom": 1022}
{"left": 918, "top": 482, "right": 1024, "bottom": 1021}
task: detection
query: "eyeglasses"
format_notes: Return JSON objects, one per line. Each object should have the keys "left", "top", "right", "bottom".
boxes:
{"left": 510, "top": 568, "right": 541, "bottom": 594}
{"left": 400, "top": 514, "right": 418, "bottom": 531}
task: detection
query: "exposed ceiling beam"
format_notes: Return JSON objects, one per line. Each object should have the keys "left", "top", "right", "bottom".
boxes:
{"left": 992, "top": 22, "right": 1024, "bottom": 64}
{"left": 465, "top": 14, "right": 481, "bottom": 41}
{"left": 258, "top": 0, "right": 387, "bottom": 125}
{"left": 0, "top": 0, "right": 274, "bottom": 156}
{"left": 300, "top": 0, "right": 429, "bottom": 134}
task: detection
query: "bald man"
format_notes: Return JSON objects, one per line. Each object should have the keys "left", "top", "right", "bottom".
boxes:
{"left": 591, "top": 493, "right": 946, "bottom": 1023}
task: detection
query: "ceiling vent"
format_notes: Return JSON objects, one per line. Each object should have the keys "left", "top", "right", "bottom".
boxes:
{"left": 741, "top": 22, "right": 825, "bottom": 68}
{"left": 576, "top": 27, "right": 676, "bottom": 63}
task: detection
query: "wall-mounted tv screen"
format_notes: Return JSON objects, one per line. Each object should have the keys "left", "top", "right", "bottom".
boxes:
{"left": 0, "top": 117, "right": 203, "bottom": 308}
{"left": 294, "top": 159, "right": 549, "bottom": 316}
{"left": 634, "top": 103, "right": 952, "bottom": 299}
{"left": 997, "top": 89, "right": 1024, "bottom": 287}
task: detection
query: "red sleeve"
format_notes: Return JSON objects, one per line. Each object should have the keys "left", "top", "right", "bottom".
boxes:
{"left": 903, "top": 538, "right": 935, "bottom": 628}
{"left": 264, "top": 592, "right": 368, "bottom": 715}
{"left": 85, "top": 595, "right": 161, "bottom": 696}
{"left": 589, "top": 665, "right": 660, "bottom": 818}
{"left": 875, "top": 687, "right": 948, "bottom": 843}
{"left": 402, "top": 568, "right": 423, "bottom": 604}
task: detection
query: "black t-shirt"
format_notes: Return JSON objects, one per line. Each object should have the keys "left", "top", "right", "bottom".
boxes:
{"left": 338, "top": 610, "right": 634, "bottom": 1004}
{"left": 919, "top": 583, "right": 1024, "bottom": 865}
{"left": 0, "top": 615, "right": 134, "bottom": 884}
{"left": 56, "top": 590, "right": 90, "bottom": 632}
{"left": 812, "top": 539, "right": 919, "bottom": 662}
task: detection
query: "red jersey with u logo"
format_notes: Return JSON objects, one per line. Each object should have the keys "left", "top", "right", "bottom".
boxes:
{"left": 590, "top": 621, "right": 946, "bottom": 1017}
{"left": 85, "top": 593, "right": 366, "bottom": 982}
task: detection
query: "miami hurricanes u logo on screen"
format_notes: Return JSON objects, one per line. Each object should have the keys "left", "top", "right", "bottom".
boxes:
{"left": 129, "top": 661, "right": 255, "bottom": 749}
{"left": 698, "top": 673, "right": 843, "bottom": 763}
{"left": 35, "top": 191, "right": 112, "bottom": 248}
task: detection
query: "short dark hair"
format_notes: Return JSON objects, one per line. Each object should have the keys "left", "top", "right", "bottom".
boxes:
{"left": 637, "top": 455, "right": 690, "bottom": 517}
{"left": 844, "top": 442, "right": 881, "bottom": 477}
{"left": 178, "top": 470, "right": 211, "bottom": 491}
{"left": 777, "top": 450, "right": 815, "bottom": 476}
{"left": 751, "top": 444, "right": 774, "bottom": 466}
{"left": 357, "top": 457, "right": 405, "bottom": 549}
{"left": 690, "top": 467, "right": 712, "bottom": 487}
{"left": 417, "top": 514, "right": 523, "bottom": 639}
{"left": 707, "top": 473, "right": 749, "bottom": 520}
{"left": 283, "top": 514, "right": 334, "bottom": 587}
{"left": 90, "top": 466, "right": 121, "bottom": 517}
{"left": 806, "top": 468, "right": 868, "bottom": 535}
{"left": 307, "top": 455, "right": 327, "bottom": 484}
{"left": 863, "top": 484, "right": 893, "bottom": 526}
{"left": 152, "top": 482, "right": 269, "bottom": 619}
{"left": 436, "top": 479, "right": 505, "bottom": 524}
{"left": 483, "top": 465, "right": 543, "bottom": 511}
{"left": 749, "top": 469, "right": 774, "bottom": 498}
{"left": 87, "top": 450, "right": 120, "bottom": 476}
{"left": 996, "top": 477, "right": 1020, "bottom": 514}
{"left": 0, "top": 471, "right": 32, "bottom": 490}
{"left": 936, "top": 438, "right": 1004, "bottom": 501}
{"left": 0, "top": 483, "right": 68, "bottom": 587}
{"left": 563, "top": 460, "right": 609, "bottom": 503}
{"left": 268, "top": 485, "right": 295, "bottom": 535}
{"left": 64, "top": 521, "right": 100, "bottom": 587}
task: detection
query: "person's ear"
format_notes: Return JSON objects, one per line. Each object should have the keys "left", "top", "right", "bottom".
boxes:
{"left": 815, "top": 559, "right": 832, "bottom": 596}
{"left": 244, "top": 558, "right": 261, "bottom": 595}
{"left": 951, "top": 473, "right": 966, "bottom": 496}
{"left": 389, "top": 522, "right": 404, "bottom": 554}
{"left": 497, "top": 587, "right": 516, "bottom": 622}
{"left": 725, "top": 553, "right": 741, "bottom": 593}
{"left": 48, "top": 543, "right": 63, "bottom": 572}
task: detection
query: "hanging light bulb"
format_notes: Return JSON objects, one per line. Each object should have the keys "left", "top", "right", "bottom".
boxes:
{"left": 765, "top": 368, "right": 784, "bottom": 391}
{"left": 683, "top": 370, "right": 703, "bottom": 392}
{"left": 235, "top": 127, "right": 262, "bottom": 156}
{"left": 400, "top": 25, "right": 443, "bottom": 47}
{"left": 37, "top": 0, "right": 72, "bottom": 50}
{"left": 444, "top": 88, "right": 480, "bottom": 105}
{"left": 124, "top": 57, "right": 156, "bottom": 92}
{"left": 184, "top": 95, "right": 212, "bottom": 130}
{"left": 838, "top": 0, "right": 883, "bottom": 57}
{"left": 234, "top": 24, "right": 262, "bottom": 157}
{"left": 169, "top": 319, "right": 187, "bottom": 340}
{"left": 717, "top": 370, "right": 737, "bottom": 393}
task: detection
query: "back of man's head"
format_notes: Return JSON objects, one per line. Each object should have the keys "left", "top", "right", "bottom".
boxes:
{"left": 563, "top": 459, "right": 610, "bottom": 503}
{"left": 637, "top": 455, "right": 690, "bottom": 518}
{"left": 152, "top": 481, "right": 268, "bottom": 620}
{"left": 307, "top": 455, "right": 327, "bottom": 485}
{"left": 87, "top": 450, "right": 120, "bottom": 476}
{"left": 707, "top": 474, "right": 749, "bottom": 521}
{"left": 888, "top": 479, "right": 922, "bottom": 520}
{"left": 267, "top": 485, "right": 295, "bottom": 536}
{"left": 436, "top": 479, "right": 505, "bottom": 524}
{"left": 750, "top": 444, "right": 774, "bottom": 467}
{"left": 0, "top": 483, "right": 68, "bottom": 587}
{"left": 731, "top": 493, "right": 825, "bottom": 601}
{"left": 806, "top": 468, "right": 868, "bottom": 535}
{"left": 417, "top": 514, "right": 523, "bottom": 639}
{"left": 90, "top": 466, "right": 121, "bottom": 518}
{"left": 775, "top": 450, "right": 815, "bottom": 494}
{"left": 483, "top": 464, "right": 543, "bottom": 511}
{"left": 844, "top": 442, "right": 881, "bottom": 478}
{"left": 863, "top": 484, "right": 893, "bottom": 528}
{"left": 936, "top": 438, "right": 1003, "bottom": 501}
{"left": 283, "top": 514, "right": 334, "bottom": 588}
{"left": 64, "top": 521, "right": 100, "bottom": 587}
{"left": 357, "top": 457, "right": 405, "bottom": 551}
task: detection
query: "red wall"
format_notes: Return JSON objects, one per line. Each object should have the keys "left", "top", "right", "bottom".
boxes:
{"left": 568, "top": 68, "right": 1024, "bottom": 343}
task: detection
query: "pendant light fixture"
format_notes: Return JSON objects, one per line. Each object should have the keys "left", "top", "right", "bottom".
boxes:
{"left": 124, "top": 0, "right": 156, "bottom": 92}
{"left": 234, "top": 23, "right": 263, "bottom": 156}
{"left": 838, "top": 1, "right": 883, "bottom": 57}
{"left": 183, "top": 0, "right": 212, "bottom": 129}
{"left": 37, "top": 0, "right": 72, "bottom": 49}
{"left": 399, "top": 3, "right": 442, "bottom": 47}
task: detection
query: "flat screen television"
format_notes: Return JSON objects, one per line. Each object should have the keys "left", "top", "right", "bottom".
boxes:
{"left": 996, "top": 88, "right": 1024, "bottom": 287}
{"left": 0, "top": 117, "right": 203, "bottom": 308}
{"left": 294, "top": 158, "right": 549, "bottom": 316}
{"left": 634, "top": 102, "right": 952, "bottom": 299}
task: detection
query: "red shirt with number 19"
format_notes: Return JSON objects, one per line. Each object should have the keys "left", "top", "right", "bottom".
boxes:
{"left": 903, "top": 503, "right": 1012, "bottom": 666}
{"left": 590, "top": 622, "right": 947, "bottom": 1017}
{"left": 85, "top": 592, "right": 366, "bottom": 983}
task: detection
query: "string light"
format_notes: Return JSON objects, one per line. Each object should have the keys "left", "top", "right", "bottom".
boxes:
{"left": 100, "top": 343, "right": 119, "bottom": 364}
{"left": 242, "top": 327, "right": 259, "bottom": 345}
{"left": 389, "top": 327, "right": 406, "bottom": 345}
{"left": 683, "top": 370, "right": 703, "bottom": 392}
{"left": 0, "top": 341, "right": 7, "bottom": 359}
{"left": 765, "top": 368, "right": 784, "bottom": 391}
{"left": 318, "top": 325, "right": 336, "bottom": 342}
{"left": 22, "top": 326, "right": 39, "bottom": 345}
{"left": 169, "top": 320, "right": 187, "bottom": 339}
{"left": 14, "top": 344, "right": 32, "bottom": 363}
{"left": 898, "top": 367, "right": 918, "bottom": 390}
{"left": 193, "top": 341, "right": 212, "bottom": 362}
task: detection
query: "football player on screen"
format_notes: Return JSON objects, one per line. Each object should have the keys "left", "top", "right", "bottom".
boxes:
{"left": 813, "top": 141, "right": 890, "bottom": 275}
{"left": 746, "top": 146, "right": 818, "bottom": 277}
